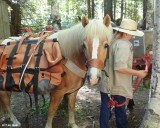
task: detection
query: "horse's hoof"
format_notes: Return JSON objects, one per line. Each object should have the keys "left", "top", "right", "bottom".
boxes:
{"left": 45, "top": 125, "right": 48, "bottom": 128}
{"left": 45, "top": 124, "right": 52, "bottom": 128}
{"left": 10, "top": 118, "right": 21, "bottom": 127}
{"left": 68, "top": 123, "right": 79, "bottom": 128}
{"left": 12, "top": 122, "right": 21, "bottom": 127}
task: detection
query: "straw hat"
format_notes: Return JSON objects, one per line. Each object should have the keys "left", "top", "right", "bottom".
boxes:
{"left": 113, "top": 19, "right": 144, "bottom": 37}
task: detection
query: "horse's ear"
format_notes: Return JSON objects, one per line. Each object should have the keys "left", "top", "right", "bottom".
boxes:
{"left": 81, "top": 16, "right": 89, "bottom": 27}
{"left": 103, "top": 15, "right": 111, "bottom": 27}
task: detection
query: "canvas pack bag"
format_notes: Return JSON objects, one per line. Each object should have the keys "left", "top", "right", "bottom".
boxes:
{"left": 0, "top": 33, "right": 63, "bottom": 93}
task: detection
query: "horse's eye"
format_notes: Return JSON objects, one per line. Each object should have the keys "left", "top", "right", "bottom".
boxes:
{"left": 104, "top": 43, "right": 109, "bottom": 48}
{"left": 82, "top": 44, "right": 86, "bottom": 49}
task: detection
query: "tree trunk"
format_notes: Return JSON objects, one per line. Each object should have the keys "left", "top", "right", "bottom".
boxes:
{"left": 145, "top": 0, "right": 154, "bottom": 29}
{"left": 113, "top": 0, "right": 117, "bottom": 22}
{"left": 140, "top": 0, "right": 160, "bottom": 127}
{"left": 87, "top": 0, "right": 91, "bottom": 18}
{"left": 91, "top": 0, "right": 94, "bottom": 18}
{"left": 142, "top": 0, "right": 148, "bottom": 30}
{"left": 0, "top": 0, "right": 10, "bottom": 38}
{"left": 51, "top": 0, "right": 61, "bottom": 30}
{"left": 3, "top": 0, "right": 21, "bottom": 36}
{"left": 10, "top": 3, "right": 21, "bottom": 36}
{"left": 104, "top": 0, "right": 113, "bottom": 20}
{"left": 120, "top": 0, "right": 124, "bottom": 20}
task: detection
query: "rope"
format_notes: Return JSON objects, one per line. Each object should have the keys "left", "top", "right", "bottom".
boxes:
{"left": 107, "top": 54, "right": 152, "bottom": 108}
{"left": 19, "top": 33, "right": 49, "bottom": 90}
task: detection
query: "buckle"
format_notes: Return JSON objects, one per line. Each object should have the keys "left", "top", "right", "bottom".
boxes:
{"left": 7, "top": 65, "right": 12, "bottom": 69}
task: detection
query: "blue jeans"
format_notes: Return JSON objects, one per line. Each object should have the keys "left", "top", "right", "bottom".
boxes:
{"left": 100, "top": 92, "right": 128, "bottom": 128}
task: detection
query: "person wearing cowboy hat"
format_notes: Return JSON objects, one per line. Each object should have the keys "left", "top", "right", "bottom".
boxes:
{"left": 99, "top": 19, "right": 148, "bottom": 128}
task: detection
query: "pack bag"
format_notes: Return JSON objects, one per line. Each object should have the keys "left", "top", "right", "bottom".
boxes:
{"left": 0, "top": 33, "right": 63, "bottom": 93}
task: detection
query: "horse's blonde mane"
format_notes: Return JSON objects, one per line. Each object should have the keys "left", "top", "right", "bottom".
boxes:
{"left": 57, "top": 23, "right": 84, "bottom": 58}
{"left": 54, "top": 19, "right": 112, "bottom": 59}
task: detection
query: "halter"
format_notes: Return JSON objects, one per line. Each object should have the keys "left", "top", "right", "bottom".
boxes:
{"left": 85, "top": 43, "right": 109, "bottom": 70}
{"left": 86, "top": 59, "right": 104, "bottom": 70}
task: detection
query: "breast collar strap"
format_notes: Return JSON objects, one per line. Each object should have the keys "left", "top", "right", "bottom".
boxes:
{"left": 64, "top": 59, "right": 86, "bottom": 78}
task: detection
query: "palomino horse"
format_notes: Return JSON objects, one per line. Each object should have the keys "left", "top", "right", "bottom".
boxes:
{"left": 0, "top": 15, "right": 112, "bottom": 128}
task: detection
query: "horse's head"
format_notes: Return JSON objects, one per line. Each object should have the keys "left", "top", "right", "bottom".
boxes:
{"left": 82, "top": 15, "right": 113, "bottom": 85}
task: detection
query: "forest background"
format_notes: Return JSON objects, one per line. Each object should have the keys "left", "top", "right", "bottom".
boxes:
{"left": 0, "top": 0, "right": 151, "bottom": 37}
{"left": 1, "top": 0, "right": 160, "bottom": 128}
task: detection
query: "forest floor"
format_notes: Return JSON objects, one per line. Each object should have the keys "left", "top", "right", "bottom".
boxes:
{"left": 0, "top": 81, "right": 149, "bottom": 128}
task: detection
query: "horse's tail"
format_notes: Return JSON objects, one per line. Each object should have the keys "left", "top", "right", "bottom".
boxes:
{"left": 0, "top": 91, "right": 11, "bottom": 116}
{"left": 0, "top": 97, "right": 5, "bottom": 116}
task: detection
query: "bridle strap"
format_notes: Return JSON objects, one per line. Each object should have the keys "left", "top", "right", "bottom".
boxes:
{"left": 86, "top": 59, "right": 104, "bottom": 70}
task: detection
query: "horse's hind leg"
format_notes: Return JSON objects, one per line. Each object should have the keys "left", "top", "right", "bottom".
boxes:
{"left": 68, "top": 91, "right": 79, "bottom": 128}
{"left": 45, "top": 91, "right": 64, "bottom": 128}
{"left": 0, "top": 91, "right": 21, "bottom": 127}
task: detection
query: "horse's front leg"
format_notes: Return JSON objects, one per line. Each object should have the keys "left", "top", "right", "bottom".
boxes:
{"left": 68, "top": 91, "right": 79, "bottom": 128}
{"left": 0, "top": 91, "right": 21, "bottom": 127}
{"left": 45, "top": 91, "right": 64, "bottom": 128}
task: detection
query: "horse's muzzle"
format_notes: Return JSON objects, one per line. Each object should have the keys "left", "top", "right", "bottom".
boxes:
{"left": 87, "top": 76, "right": 101, "bottom": 85}
{"left": 86, "top": 67, "right": 102, "bottom": 85}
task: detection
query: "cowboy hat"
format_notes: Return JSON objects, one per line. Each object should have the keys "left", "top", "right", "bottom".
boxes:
{"left": 113, "top": 19, "right": 144, "bottom": 37}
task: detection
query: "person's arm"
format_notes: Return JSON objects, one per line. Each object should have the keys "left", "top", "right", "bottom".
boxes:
{"left": 115, "top": 68, "right": 148, "bottom": 79}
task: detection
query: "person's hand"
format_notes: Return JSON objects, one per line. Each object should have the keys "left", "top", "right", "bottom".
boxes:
{"left": 137, "top": 70, "right": 148, "bottom": 78}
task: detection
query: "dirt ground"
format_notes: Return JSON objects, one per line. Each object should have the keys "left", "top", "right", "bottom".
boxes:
{"left": 0, "top": 82, "right": 149, "bottom": 128}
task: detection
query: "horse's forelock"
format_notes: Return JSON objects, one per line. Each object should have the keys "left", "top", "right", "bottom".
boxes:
{"left": 84, "top": 19, "right": 113, "bottom": 44}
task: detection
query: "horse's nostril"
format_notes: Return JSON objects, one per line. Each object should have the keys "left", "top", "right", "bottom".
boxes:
{"left": 98, "top": 76, "right": 101, "bottom": 83}
{"left": 86, "top": 75, "right": 91, "bottom": 85}
{"left": 87, "top": 75, "right": 90, "bottom": 81}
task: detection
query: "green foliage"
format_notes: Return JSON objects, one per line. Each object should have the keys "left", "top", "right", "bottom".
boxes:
{"left": 19, "top": 0, "right": 49, "bottom": 32}
{"left": 114, "top": 0, "right": 143, "bottom": 22}
{"left": 48, "top": 0, "right": 55, "bottom": 5}
{"left": 11, "top": 0, "right": 144, "bottom": 32}
{"left": 124, "top": 0, "right": 142, "bottom": 21}
{"left": 59, "top": 0, "right": 87, "bottom": 29}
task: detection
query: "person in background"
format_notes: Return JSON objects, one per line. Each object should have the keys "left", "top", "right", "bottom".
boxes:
{"left": 99, "top": 19, "right": 148, "bottom": 128}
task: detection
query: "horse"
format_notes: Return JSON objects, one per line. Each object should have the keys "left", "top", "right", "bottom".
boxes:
{"left": 0, "top": 15, "right": 113, "bottom": 128}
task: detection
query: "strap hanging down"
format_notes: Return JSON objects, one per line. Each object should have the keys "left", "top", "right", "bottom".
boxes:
{"left": 19, "top": 33, "right": 49, "bottom": 89}
{"left": 33, "top": 41, "right": 45, "bottom": 107}
{"left": 5, "top": 41, "right": 19, "bottom": 90}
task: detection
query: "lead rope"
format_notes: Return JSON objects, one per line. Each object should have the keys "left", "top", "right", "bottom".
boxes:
{"left": 108, "top": 54, "right": 152, "bottom": 109}
{"left": 107, "top": 40, "right": 131, "bottom": 109}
